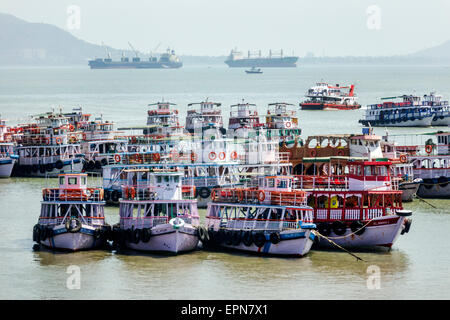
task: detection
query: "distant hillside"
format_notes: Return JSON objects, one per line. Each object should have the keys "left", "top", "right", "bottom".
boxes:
{"left": 0, "top": 12, "right": 136, "bottom": 65}
{"left": 410, "top": 40, "right": 450, "bottom": 59}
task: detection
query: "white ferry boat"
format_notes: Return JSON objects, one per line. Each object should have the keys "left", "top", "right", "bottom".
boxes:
{"left": 64, "top": 107, "right": 118, "bottom": 141}
{"left": 185, "top": 100, "right": 226, "bottom": 135}
{"left": 227, "top": 101, "right": 263, "bottom": 138}
{"left": 265, "top": 102, "right": 302, "bottom": 147}
{"left": 33, "top": 173, "right": 109, "bottom": 251}
{"left": 11, "top": 111, "right": 84, "bottom": 177}
{"left": 114, "top": 169, "right": 200, "bottom": 254}
{"left": 204, "top": 176, "right": 316, "bottom": 256}
{"left": 360, "top": 95, "right": 434, "bottom": 127}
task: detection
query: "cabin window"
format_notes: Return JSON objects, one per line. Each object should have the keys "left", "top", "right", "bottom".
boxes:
{"left": 157, "top": 176, "right": 162, "bottom": 183}
{"left": 60, "top": 177, "right": 64, "bottom": 185}
{"left": 364, "top": 166, "right": 372, "bottom": 176}
{"left": 174, "top": 176, "right": 179, "bottom": 183}
{"left": 82, "top": 177, "right": 86, "bottom": 185}
{"left": 164, "top": 176, "right": 169, "bottom": 183}
{"left": 68, "top": 177, "right": 78, "bottom": 185}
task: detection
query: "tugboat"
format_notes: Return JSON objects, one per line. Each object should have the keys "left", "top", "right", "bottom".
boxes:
{"left": 245, "top": 67, "right": 263, "bottom": 74}
{"left": 295, "top": 160, "right": 412, "bottom": 249}
{"left": 359, "top": 95, "right": 434, "bottom": 127}
{"left": 33, "top": 173, "right": 109, "bottom": 251}
{"left": 185, "top": 100, "right": 226, "bottom": 135}
{"left": 265, "top": 102, "right": 301, "bottom": 147}
{"left": 300, "top": 82, "right": 361, "bottom": 110}
{"left": 114, "top": 169, "right": 200, "bottom": 254}
{"left": 203, "top": 175, "right": 316, "bottom": 256}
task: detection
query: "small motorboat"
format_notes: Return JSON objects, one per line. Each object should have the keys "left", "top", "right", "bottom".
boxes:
{"left": 245, "top": 67, "right": 263, "bottom": 74}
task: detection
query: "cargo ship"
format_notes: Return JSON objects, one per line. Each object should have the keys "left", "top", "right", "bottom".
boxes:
{"left": 224, "top": 49, "right": 298, "bottom": 68}
{"left": 88, "top": 47, "right": 183, "bottom": 69}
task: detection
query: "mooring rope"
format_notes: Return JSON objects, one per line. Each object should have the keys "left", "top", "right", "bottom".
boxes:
{"left": 312, "top": 230, "right": 366, "bottom": 262}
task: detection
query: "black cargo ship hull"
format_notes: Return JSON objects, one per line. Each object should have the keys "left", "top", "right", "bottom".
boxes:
{"left": 225, "top": 57, "right": 298, "bottom": 68}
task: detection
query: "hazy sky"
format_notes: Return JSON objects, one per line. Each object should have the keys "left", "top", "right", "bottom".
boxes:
{"left": 2, "top": 0, "right": 450, "bottom": 57}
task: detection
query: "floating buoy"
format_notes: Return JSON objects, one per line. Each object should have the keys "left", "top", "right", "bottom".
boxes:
{"left": 114, "top": 154, "right": 121, "bottom": 163}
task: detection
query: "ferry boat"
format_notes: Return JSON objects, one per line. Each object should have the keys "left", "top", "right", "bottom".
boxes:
{"left": 245, "top": 67, "right": 263, "bottom": 74}
{"left": 418, "top": 92, "right": 450, "bottom": 126}
{"left": 227, "top": 101, "right": 263, "bottom": 138}
{"left": 33, "top": 173, "right": 109, "bottom": 251}
{"left": 300, "top": 83, "right": 361, "bottom": 110}
{"left": 81, "top": 139, "right": 128, "bottom": 172}
{"left": 65, "top": 109, "right": 118, "bottom": 141}
{"left": 0, "top": 143, "right": 18, "bottom": 178}
{"left": 203, "top": 175, "right": 316, "bottom": 256}
{"left": 185, "top": 100, "right": 226, "bottom": 135}
{"left": 114, "top": 169, "right": 200, "bottom": 254}
{"left": 295, "top": 160, "right": 412, "bottom": 249}
{"left": 0, "top": 116, "right": 12, "bottom": 142}
{"left": 406, "top": 131, "right": 450, "bottom": 198}
{"left": 359, "top": 96, "right": 434, "bottom": 127}
{"left": 11, "top": 111, "right": 84, "bottom": 177}
{"left": 265, "top": 102, "right": 301, "bottom": 147}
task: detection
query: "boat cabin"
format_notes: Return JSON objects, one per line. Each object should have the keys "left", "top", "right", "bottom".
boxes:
{"left": 347, "top": 161, "right": 394, "bottom": 191}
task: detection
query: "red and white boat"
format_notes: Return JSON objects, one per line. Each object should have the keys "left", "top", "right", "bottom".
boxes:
{"left": 295, "top": 160, "right": 412, "bottom": 249}
{"left": 300, "top": 82, "right": 361, "bottom": 110}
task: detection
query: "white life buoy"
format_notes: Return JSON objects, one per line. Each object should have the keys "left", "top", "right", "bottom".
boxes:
{"left": 169, "top": 217, "right": 185, "bottom": 229}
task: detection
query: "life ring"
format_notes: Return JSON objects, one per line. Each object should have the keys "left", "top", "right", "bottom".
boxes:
{"left": 114, "top": 154, "right": 121, "bottom": 163}
{"left": 69, "top": 124, "right": 75, "bottom": 132}
{"left": 209, "top": 152, "right": 217, "bottom": 160}
{"left": 131, "top": 136, "right": 137, "bottom": 144}
{"left": 65, "top": 218, "right": 82, "bottom": 233}
{"left": 337, "top": 150, "right": 344, "bottom": 156}
{"left": 285, "top": 121, "right": 291, "bottom": 128}
{"left": 230, "top": 151, "right": 238, "bottom": 160}
{"left": 218, "top": 152, "right": 226, "bottom": 160}
{"left": 55, "top": 137, "right": 62, "bottom": 145}
{"left": 134, "top": 153, "right": 142, "bottom": 163}
{"left": 425, "top": 145, "right": 433, "bottom": 154}
{"left": 399, "top": 154, "right": 407, "bottom": 163}
{"left": 169, "top": 217, "right": 185, "bottom": 229}
{"left": 191, "top": 153, "right": 197, "bottom": 162}
{"left": 310, "top": 149, "right": 317, "bottom": 157}
{"left": 258, "top": 190, "right": 266, "bottom": 202}
{"left": 152, "top": 153, "right": 161, "bottom": 162}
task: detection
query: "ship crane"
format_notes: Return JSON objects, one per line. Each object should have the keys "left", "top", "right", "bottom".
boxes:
{"left": 150, "top": 42, "right": 162, "bottom": 57}
{"left": 128, "top": 42, "right": 139, "bottom": 58}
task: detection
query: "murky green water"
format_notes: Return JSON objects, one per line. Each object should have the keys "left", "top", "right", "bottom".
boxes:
{"left": 1, "top": 65, "right": 450, "bottom": 299}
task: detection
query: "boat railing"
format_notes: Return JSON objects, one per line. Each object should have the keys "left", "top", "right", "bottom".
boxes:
{"left": 38, "top": 215, "right": 105, "bottom": 226}
{"left": 215, "top": 218, "right": 304, "bottom": 231}
{"left": 211, "top": 188, "right": 307, "bottom": 207}
{"left": 293, "top": 175, "right": 349, "bottom": 190}
{"left": 42, "top": 188, "right": 104, "bottom": 202}
{"left": 120, "top": 184, "right": 197, "bottom": 200}
{"left": 119, "top": 216, "right": 169, "bottom": 229}
{"left": 314, "top": 207, "right": 393, "bottom": 221}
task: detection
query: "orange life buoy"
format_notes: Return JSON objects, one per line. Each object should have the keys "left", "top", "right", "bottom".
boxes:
{"left": 231, "top": 151, "right": 238, "bottom": 160}
{"left": 258, "top": 190, "right": 266, "bottom": 202}
{"left": 219, "top": 152, "right": 226, "bottom": 160}
{"left": 45, "top": 137, "right": 50, "bottom": 145}
{"left": 130, "top": 187, "right": 136, "bottom": 199}
{"left": 209, "top": 152, "right": 217, "bottom": 160}
{"left": 285, "top": 121, "right": 291, "bottom": 128}
{"left": 191, "top": 153, "right": 197, "bottom": 162}
{"left": 425, "top": 145, "right": 433, "bottom": 154}
{"left": 237, "top": 189, "right": 244, "bottom": 202}
{"left": 55, "top": 137, "right": 62, "bottom": 145}
{"left": 310, "top": 149, "right": 317, "bottom": 157}
{"left": 211, "top": 190, "right": 217, "bottom": 201}
{"left": 153, "top": 153, "right": 161, "bottom": 162}
{"left": 114, "top": 154, "right": 121, "bottom": 163}
{"left": 69, "top": 124, "right": 75, "bottom": 132}
{"left": 399, "top": 154, "right": 407, "bottom": 163}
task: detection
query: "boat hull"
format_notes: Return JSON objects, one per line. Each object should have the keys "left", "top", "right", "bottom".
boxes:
{"left": 417, "top": 178, "right": 450, "bottom": 198}
{"left": 124, "top": 224, "right": 199, "bottom": 254}
{"left": 315, "top": 215, "right": 407, "bottom": 249}
{"left": 0, "top": 159, "right": 15, "bottom": 178}
{"left": 39, "top": 224, "right": 105, "bottom": 251}
{"left": 431, "top": 115, "right": 450, "bottom": 126}
{"left": 300, "top": 103, "right": 361, "bottom": 111}
{"left": 215, "top": 230, "right": 315, "bottom": 256}
{"left": 13, "top": 159, "right": 83, "bottom": 177}
{"left": 225, "top": 57, "right": 298, "bottom": 68}
{"left": 359, "top": 115, "right": 433, "bottom": 127}
{"left": 400, "top": 181, "right": 421, "bottom": 202}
